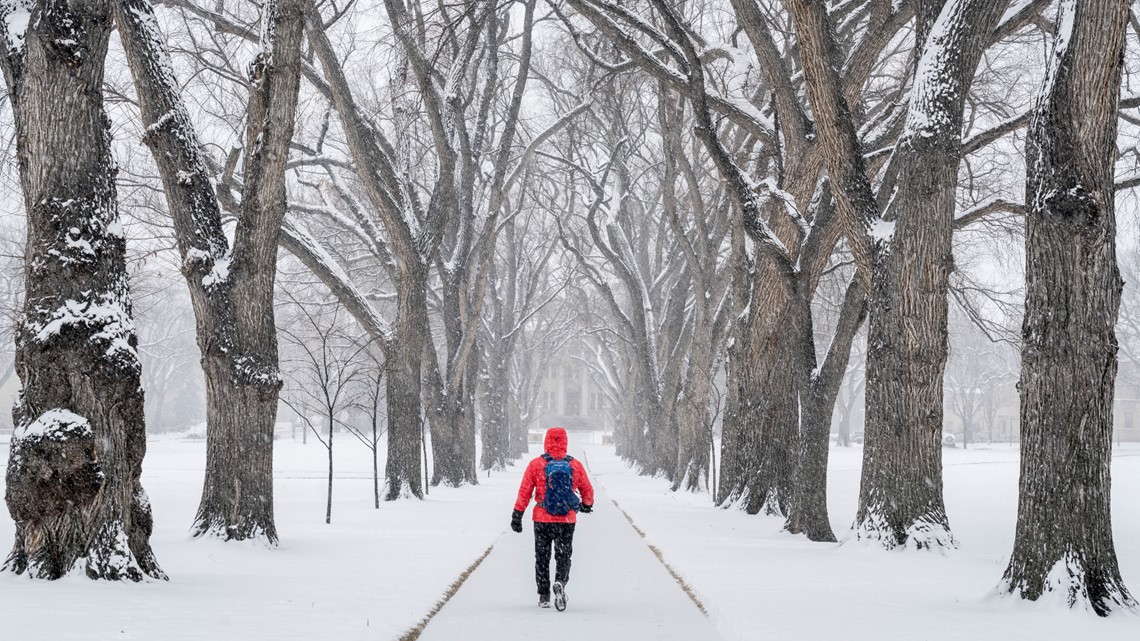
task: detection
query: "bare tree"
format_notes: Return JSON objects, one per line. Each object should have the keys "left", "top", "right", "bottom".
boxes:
{"left": 0, "top": 0, "right": 162, "bottom": 580}
{"left": 298, "top": 0, "right": 558, "bottom": 494}
{"left": 280, "top": 298, "right": 368, "bottom": 525}
{"left": 786, "top": 0, "right": 1020, "bottom": 549}
{"left": 344, "top": 350, "right": 385, "bottom": 509}
{"left": 999, "top": 0, "right": 1136, "bottom": 615}
{"left": 111, "top": 0, "right": 305, "bottom": 543}
{"left": 479, "top": 210, "right": 563, "bottom": 471}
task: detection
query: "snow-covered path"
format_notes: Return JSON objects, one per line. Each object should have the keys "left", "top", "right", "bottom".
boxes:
{"left": 418, "top": 449, "right": 721, "bottom": 641}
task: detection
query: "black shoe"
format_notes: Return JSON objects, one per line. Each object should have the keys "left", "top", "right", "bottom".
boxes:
{"left": 552, "top": 581, "right": 567, "bottom": 611}
{"left": 539, "top": 594, "right": 551, "bottom": 608}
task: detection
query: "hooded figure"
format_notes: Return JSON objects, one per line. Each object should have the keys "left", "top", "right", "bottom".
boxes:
{"left": 511, "top": 427, "right": 594, "bottom": 610}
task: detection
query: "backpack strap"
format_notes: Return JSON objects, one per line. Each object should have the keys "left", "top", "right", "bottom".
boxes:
{"left": 541, "top": 453, "right": 553, "bottom": 462}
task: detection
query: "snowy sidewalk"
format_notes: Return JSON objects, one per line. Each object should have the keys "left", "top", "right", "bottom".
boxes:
{"left": 417, "top": 449, "right": 721, "bottom": 641}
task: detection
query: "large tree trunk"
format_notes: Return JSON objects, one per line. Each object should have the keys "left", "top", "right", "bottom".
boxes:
{"left": 715, "top": 347, "right": 745, "bottom": 506}
{"left": 481, "top": 333, "right": 514, "bottom": 471}
{"left": 428, "top": 277, "right": 480, "bottom": 487}
{"left": 747, "top": 291, "right": 813, "bottom": 516}
{"left": 672, "top": 329, "right": 715, "bottom": 492}
{"left": 782, "top": 0, "right": 1006, "bottom": 548}
{"left": 113, "top": 0, "right": 304, "bottom": 543}
{"left": 384, "top": 267, "right": 427, "bottom": 500}
{"left": 854, "top": 0, "right": 1005, "bottom": 549}
{"left": 999, "top": 0, "right": 1135, "bottom": 615}
{"left": 718, "top": 281, "right": 813, "bottom": 515}
{"left": 786, "top": 277, "right": 867, "bottom": 542}
{"left": 429, "top": 370, "right": 479, "bottom": 487}
{"left": 2, "top": 0, "right": 162, "bottom": 580}
{"left": 192, "top": 0, "right": 304, "bottom": 543}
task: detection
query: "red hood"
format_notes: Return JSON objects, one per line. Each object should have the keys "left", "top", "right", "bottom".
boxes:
{"left": 544, "top": 427, "right": 568, "bottom": 459}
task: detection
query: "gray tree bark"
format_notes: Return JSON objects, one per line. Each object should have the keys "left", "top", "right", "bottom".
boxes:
{"left": 854, "top": 0, "right": 1006, "bottom": 549}
{"left": 999, "top": 0, "right": 1135, "bottom": 615}
{"left": 1, "top": 0, "right": 163, "bottom": 580}
{"left": 786, "top": 277, "right": 867, "bottom": 542}
{"left": 786, "top": 0, "right": 1006, "bottom": 548}
{"left": 112, "top": 0, "right": 305, "bottom": 543}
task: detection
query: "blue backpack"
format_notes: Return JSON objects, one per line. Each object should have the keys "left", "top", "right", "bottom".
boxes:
{"left": 541, "top": 454, "right": 581, "bottom": 516}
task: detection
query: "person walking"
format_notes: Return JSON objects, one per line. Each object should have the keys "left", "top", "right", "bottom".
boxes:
{"left": 510, "top": 427, "right": 594, "bottom": 611}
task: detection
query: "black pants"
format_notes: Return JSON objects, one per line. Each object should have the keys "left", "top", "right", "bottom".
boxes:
{"left": 534, "top": 522, "right": 575, "bottom": 596}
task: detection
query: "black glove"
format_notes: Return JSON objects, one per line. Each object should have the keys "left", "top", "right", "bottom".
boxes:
{"left": 579, "top": 503, "right": 593, "bottom": 514}
{"left": 510, "top": 510, "right": 524, "bottom": 533}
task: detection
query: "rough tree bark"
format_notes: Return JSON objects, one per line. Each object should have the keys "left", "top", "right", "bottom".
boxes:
{"left": 999, "top": 0, "right": 1135, "bottom": 615}
{"left": 659, "top": 92, "right": 732, "bottom": 492}
{"left": 112, "top": 0, "right": 305, "bottom": 543}
{"left": 480, "top": 320, "right": 514, "bottom": 471}
{"left": 785, "top": 277, "right": 867, "bottom": 542}
{"left": 384, "top": 268, "right": 428, "bottom": 499}
{"left": 853, "top": 0, "right": 1006, "bottom": 549}
{"left": 480, "top": 221, "right": 553, "bottom": 472}
{"left": 1, "top": 0, "right": 163, "bottom": 580}
{"left": 635, "top": 0, "right": 860, "bottom": 518}
{"left": 786, "top": 0, "right": 1005, "bottom": 548}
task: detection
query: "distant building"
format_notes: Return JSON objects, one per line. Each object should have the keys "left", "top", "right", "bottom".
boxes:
{"left": 532, "top": 353, "right": 611, "bottom": 437}
{"left": 1113, "top": 398, "right": 1140, "bottom": 443}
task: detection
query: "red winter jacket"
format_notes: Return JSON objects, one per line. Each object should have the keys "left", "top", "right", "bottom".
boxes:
{"left": 514, "top": 427, "right": 595, "bottom": 523}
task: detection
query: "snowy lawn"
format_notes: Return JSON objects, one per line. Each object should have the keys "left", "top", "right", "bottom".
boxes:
{"left": 587, "top": 443, "right": 1140, "bottom": 641}
{"left": 3, "top": 435, "right": 1139, "bottom": 640}
{"left": 0, "top": 433, "right": 518, "bottom": 641}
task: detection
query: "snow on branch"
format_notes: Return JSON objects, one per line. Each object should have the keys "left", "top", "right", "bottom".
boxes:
{"left": 0, "top": 0, "right": 31, "bottom": 54}
{"left": 962, "top": 112, "right": 1030, "bottom": 156}
{"left": 279, "top": 218, "right": 394, "bottom": 349}
{"left": 565, "top": 0, "right": 775, "bottom": 142}
{"left": 953, "top": 198, "right": 1025, "bottom": 228}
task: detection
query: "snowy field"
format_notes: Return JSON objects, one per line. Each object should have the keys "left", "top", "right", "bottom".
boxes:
{"left": 590, "top": 442, "right": 1140, "bottom": 641}
{"left": 0, "top": 433, "right": 516, "bottom": 641}
{"left": 0, "top": 434, "right": 1138, "bottom": 641}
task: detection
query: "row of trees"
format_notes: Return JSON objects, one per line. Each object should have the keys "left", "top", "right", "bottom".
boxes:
{"left": 549, "top": 0, "right": 1136, "bottom": 614}
{"left": 0, "top": 0, "right": 1136, "bottom": 615}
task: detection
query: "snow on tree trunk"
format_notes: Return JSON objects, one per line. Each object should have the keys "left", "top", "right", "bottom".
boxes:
{"left": 428, "top": 273, "right": 480, "bottom": 487}
{"left": 429, "top": 373, "right": 479, "bottom": 487}
{"left": 854, "top": 0, "right": 1006, "bottom": 550}
{"left": 672, "top": 324, "right": 716, "bottom": 493}
{"left": 383, "top": 265, "right": 427, "bottom": 500}
{"left": 111, "top": 0, "right": 304, "bottom": 543}
{"left": 998, "top": 0, "right": 1135, "bottom": 615}
{"left": 2, "top": 0, "right": 163, "bottom": 580}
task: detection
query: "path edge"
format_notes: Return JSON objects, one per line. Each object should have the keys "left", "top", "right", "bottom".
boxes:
{"left": 397, "top": 542, "right": 497, "bottom": 641}
{"left": 610, "top": 499, "right": 710, "bottom": 617}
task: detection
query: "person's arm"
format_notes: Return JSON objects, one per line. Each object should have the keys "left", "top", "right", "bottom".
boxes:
{"left": 514, "top": 460, "right": 537, "bottom": 513}
{"left": 574, "top": 459, "right": 595, "bottom": 511}
{"left": 511, "top": 460, "right": 537, "bottom": 533}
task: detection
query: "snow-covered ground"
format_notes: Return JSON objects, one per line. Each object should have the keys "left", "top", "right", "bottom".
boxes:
{"left": 0, "top": 433, "right": 517, "bottom": 641}
{"left": 589, "top": 442, "right": 1140, "bottom": 641}
{"left": 417, "top": 472, "right": 719, "bottom": 641}
{"left": 1, "top": 434, "right": 1138, "bottom": 640}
